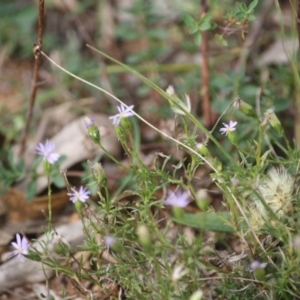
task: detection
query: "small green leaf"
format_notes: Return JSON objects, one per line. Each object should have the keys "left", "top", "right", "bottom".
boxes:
{"left": 52, "top": 174, "right": 65, "bottom": 188}
{"left": 183, "top": 14, "right": 198, "bottom": 31}
{"left": 189, "top": 27, "right": 199, "bottom": 34}
{"left": 27, "top": 179, "right": 37, "bottom": 202}
{"left": 215, "top": 34, "right": 228, "bottom": 46}
{"left": 248, "top": 0, "right": 258, "bottom": 12}
{"left": 201, "top": 13, "right": 212, "bottom": 25}
{"left": 173, "top": 211, "right": 236, "bottom": 232}
{"left": 26, "top": 250, "right": 42, "bottom": 262}
{"left": 237, "top": 2, "right": 247, "bottom": 13}
{"left": 210, "top": 22, "right": 218, "bottom": 30}
{"left": 147, "top": 28, "right": 168, "bottom": 40}
{"left": 16, "top": 158, "right": 25, "bottom": 172}
{"left": 7, "top": 150, "right": 15, "bottom": 169}
{"left": 235, "top": 11, "right": 244, "bottom": 20}
{"left": 248, "top": 15, "right": 256, "bottom": 21}
{"left": 0, "top": 181, "right": 11, "bottom": 196}
{"left": 199, "top": 22, "right": 211, "bottom": 31}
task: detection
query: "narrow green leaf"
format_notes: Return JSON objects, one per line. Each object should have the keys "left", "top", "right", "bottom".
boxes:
{"left": 201, "top": 13, "right": 212, "bottom": 25}
{"left": 27, "top": 179, "right": 37, "bottom": 202}
{"left": 237, "top": 2, "right": 247, "bottom": 13}
{"left": 189, "top": 27, "right": 199, "bottom": 34}
{"left": 183, "top": 14, "right": 198, "bottom": 30}
{"left": 0, "top": 180, "right": 11, "bottom": 196}
{"left": 199, "top": 23, "right": 211, "bottom": 31}
{"left": 52, "top": 174, "right": 65, "bottom": 188}
{"left": 248, "top": 0, "right": 258, "bottom": 12}
{"left": 7, "top": 150, "right": 15, "bottom": 170}
{"left": 173, "top": 212, "right": 235, "bottom": 233}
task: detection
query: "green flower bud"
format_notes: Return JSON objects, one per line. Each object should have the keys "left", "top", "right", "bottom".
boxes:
{"left": 228, "top": 131, "right": 238, "bottom": 145}
{"left": 212, "top": 157, "right": 222, "bottom": 172}
{"left": 75, "top": 199, "right": 84, "bottom": 213}
{"left": 196, "top": 143, "right": 211, "bottom": 157}
{"left": 120, "top": 116, "right": 132, "bottom": 131}
{"left": 234, "top": 97, "right": 258, "bottom": 119}
{"left": 264, "top": 109, "right": 284, "bottom": 136}
{"left": 90, "top": 162, "right": 107, "bottom": 186}
{"left": 196, "top": 189, "right": 210, "bottom": 211}
{"left": 189, "top": 290, "right": 203, "bottom": 300}
{"left": 250, "top": 260, "right": 267, "bottom": 282}
{"left": 84, "top": 117, "right": 100, "bottom": 144}
{"left": 173, "top": 206, "right": 184, "bottom": 221}
{"left": 136, "top": 224, "right": 151, "bottom": 251}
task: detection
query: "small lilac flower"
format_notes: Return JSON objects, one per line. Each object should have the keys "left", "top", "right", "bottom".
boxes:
{"left": 109, "top": 103, "right": 134, "bottom": 126}
{"left": 219, "top": 120, "right": 237, "bottom": 136}
{"left": 68, "top": 186, "right": 90, "bottom": 203}
{"left": 164, "top": 190, "right": 190, "bottom": 208}
{"left": 83, "top": 116, "right": 94, "bottom": 129}
{"left": 249, "top": 260, "right": 267, "bottom": 271}
{"left": 9, "top": 234, "right": 29, "bottom": 261}
{"left": 36, "top": 140, "right": 60, "bottom": 164}
{"left": 45, "top": 293, "right": 55, "bottom": 300}
{"left": 104, "top": 236, "right": 116, "bottom": 248}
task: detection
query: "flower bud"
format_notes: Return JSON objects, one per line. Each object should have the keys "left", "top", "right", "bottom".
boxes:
{"left": 234, "top": 97, "right": 258, "bottom": 119}
{"left": 189, "top": 290, "right": 203, "bottom": 300}
{"left": 75, "top": 199, "right": 84, "bottom": 213}
{"left": 249, "top": 260, "right": 267, "bottom": 282}
{"left": 195, "top": 189, "right": 210, "bottom": 211}
{"left": 172, "top": 264, "right": 188, "bottom": 282}
{"left": 90, "top": 162, "right": 107, "bottom": 186}
{"left": 196, "top": 143, "right": 211, "bottom": 157}
{"left": 228, "top": 131, "right": 237, "bottom": 145}
{"left": 120, "top": 116, "right": 132, "bottom": 131}
{"left": 173, "top": 207, "right": 185, "bottom": 221}
{"left": 166, "top": 85, "right": 175, "bottom": 96}
{"left": 212, "top": 157, "right": 222, "bottom": 171}
{"left": 84, "top": 117, "right": 101, "bottom": 144}
{"left": 263, "top": 109, "right": 284, "bottom": 136}
{"left": 136, "top": 224, "right": 151, "bottom": 250}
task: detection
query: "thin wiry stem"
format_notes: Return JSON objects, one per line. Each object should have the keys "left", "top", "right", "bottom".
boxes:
{"left": 19, "top": 0, "right": 45, "bottom": 156}
{"left": 40, "top": 51, "right": 217, "bottom": 173}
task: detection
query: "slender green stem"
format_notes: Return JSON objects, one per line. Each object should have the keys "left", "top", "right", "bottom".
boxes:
{"left": 41, "top": 51, "right": 219, "bottom": 172}
{"left": 86, "top": 45, "right": 237, "bottom": 167}
{"left": 47, "top": 174, "right": 52, "bottom": 230}
{"left": 256, "top": 125, "right": 263, "bottom": 167}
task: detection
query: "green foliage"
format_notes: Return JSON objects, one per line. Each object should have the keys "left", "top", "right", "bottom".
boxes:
{"left": 115, "top": 0, "right": 171, "bottom": 64}
{"left": 0, "top": 150, "right": 25, "bottom": 194}
{"left": 183, "top": 13, "right": 217, "bottom": 45}
{"left": 173, "top": 211, "right": 235, "bottom": 232}
{"left": 227, "top": 0, "right": 258, "bottom": 22}
{"left": 0, "top": 3, "right": 37, "bottom": 57}
{"left": 3, "top": 0, "right": 300, "bottom": 299}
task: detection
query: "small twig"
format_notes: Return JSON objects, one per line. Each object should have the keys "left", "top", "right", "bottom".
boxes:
{"left": 18, "top": 0, "right": 45, "bottom": 156}
{"left": 200, "top": 0, "right": 213, "bottom": 127}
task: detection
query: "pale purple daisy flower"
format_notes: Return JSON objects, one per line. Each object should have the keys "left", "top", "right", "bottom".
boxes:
{"left": 219, "top": 120, "right": 237, "bottom": 136}
{"left": 249, "top": 260, "right": 267, "bottom": 271}
{"left": 164, "top": 190, "right": 190, "bottom": 208}
{"left": 83, "top": 116, "right": 94, "bottom": 129}
{"left": 9, "top": 234, "right": 29, "bottom": 261}
{"left": 104, "top": 236, "right": 116, "bottom": 248}
{"left": 36, "top": 140, "right": 60, "bottom": 164}
{"left": 68, "top": 186, "right": 90, "bottom": 203}
{"left": 109, "top": 103, "right": 134, "bottom": 126}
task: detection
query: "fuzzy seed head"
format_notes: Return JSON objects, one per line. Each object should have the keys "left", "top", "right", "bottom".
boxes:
{"left": 258, "top": 166, "right": 294, "bottom": 218}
